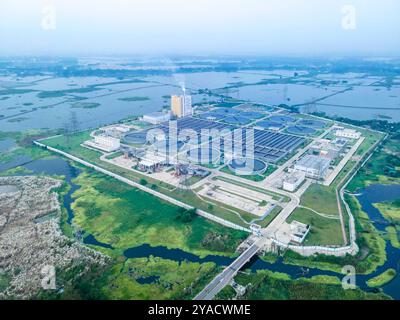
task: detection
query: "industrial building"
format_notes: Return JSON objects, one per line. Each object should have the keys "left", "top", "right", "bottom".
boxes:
{"left": 171, "top": 94, "right": 193, "bottom": 118}
{"left": 102, "top": 124, "right": 131, "bottom": 138}
{"left": 85, "top": 135, "right": 121, "bottom": 152}
{"left": 334, "top": 127, "right": 361, "bottom": 139}
{"left": 290, "top": 220, "right": 311, "bottom": 245}
{"left": 283, "top": 171, "right": 306, "bottom": 192}
{"left": 309, "top": 138, "right": 348, "bottom": 159}
{"left": 138, "top": 153, "right": 168, "bottom": 173}
{"left": 294, "top": 154, "right": 330, "bottom": 180}
{"left": 143, "top": 111, "right": 171, "bottom": 124}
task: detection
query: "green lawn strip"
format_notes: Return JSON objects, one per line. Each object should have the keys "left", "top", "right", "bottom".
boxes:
{"left": 366, "top": 269, "right": 397, "bottom": 288}
{"left": 219, "top": 164, "right": 276, "bottom": 182}
{"left": 105, "top": 151, "right": 124, "bottom": 160}
{"left": 185, "top": 175, "right": 207, "bottom": 186}
{"left": 258, "top": 206, "right": 282, "bottom": 228}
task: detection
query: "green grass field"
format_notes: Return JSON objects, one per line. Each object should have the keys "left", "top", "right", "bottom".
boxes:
{"left": 101, "top": 257, "right": 219, "bottom": 300}
{"left": 60, "top": 168, "right": 248, "bottom": 299}
{"left": 287, "top": 207, "right": 344, "bottom": 246}
{"left": 366, "top": 269, "right": 397, "bottom": 288}
{"left": 71, "top": 171, "right": 247, "bottom": 257}
{"left": 300, "top": 184, "right": 340, "bottom": 217}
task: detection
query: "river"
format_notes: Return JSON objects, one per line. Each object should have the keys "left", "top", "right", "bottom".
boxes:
{"left": 1, "top": 156, "right": 399, "bottom": 299}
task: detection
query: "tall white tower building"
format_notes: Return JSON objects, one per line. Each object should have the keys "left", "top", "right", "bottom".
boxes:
{"left": 171, "top": 94, "right": 193, "bottom": 118}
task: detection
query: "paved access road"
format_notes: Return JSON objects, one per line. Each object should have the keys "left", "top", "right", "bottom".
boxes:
{"left": 194, "top": 242, "right": 261, "bottom": 300}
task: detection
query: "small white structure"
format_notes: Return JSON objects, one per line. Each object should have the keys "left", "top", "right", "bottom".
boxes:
{"left": 250, "top": 224, "right": 262, "bottom": 237}
{"left": 310, "top": 138, "right": 348, "bottom": 159}
{"left": 294, "top": 155, "right": 330, "bottom": 180}
{"left": 138, "top": 152, "right": 168, "bottom": 172}
{"left": 102, "top": 124, "right": 131, "bottom": 138}
{"left": 283, "top": 171, "right": 306, "bottom": 192}
{"left": 335, "top": 127, "right": 361, "bottom": 139}
{"left": 85, "top": 135, "right": 121, "bottom": 152}
{"left": 143, "top": 112, "right": 171, "bottom": 124}
{"left": 290, "top": 220, "right": 310, "bottom": 245}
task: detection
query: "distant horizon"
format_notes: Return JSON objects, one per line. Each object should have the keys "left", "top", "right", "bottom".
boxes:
{"left": 1, "top": 0, "right": 399, "bottom": 57}
{"left": 1, "top": 53, "right": 400, "bottom": 59}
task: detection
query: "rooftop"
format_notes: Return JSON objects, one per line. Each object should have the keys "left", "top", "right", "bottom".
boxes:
{"left": 295, "top": 155, "right": 330, "bottom": 170}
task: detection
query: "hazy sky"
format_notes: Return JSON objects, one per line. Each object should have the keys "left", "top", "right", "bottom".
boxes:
{"left": 0, "top": 0, "right": 399, "bottom": 56}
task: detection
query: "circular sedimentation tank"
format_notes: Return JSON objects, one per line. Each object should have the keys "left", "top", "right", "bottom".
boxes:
{"left": 198, "top": 111, "right": 223, "bottom": 120}
{"left": 298, "top": 119, "right": 326, "bottom": 129}
{"left": 269, "top": 115, "right": 296, "bottom": 123}
{"left": 255, "top": 120, "right": 284, "bottom": 130}
{"left": 186, "top": 147, "right": 221, "bottom": 165}
{"left": 213, "top": 108, "right": 241, "bottom": 115}
{"left": 228, "top": 157, "right": 267, "bottom": 176}
{"left": 223, "top": 116, "right": 252, "bottom": 125}
{"left": 240, "top": 111, "right": 264, "bottom": 120}
{"left": 123, "top": 131, "right": 148, "bottom": 145}
{"left": 286, "top": 125, "right": 316, "bottom": 136}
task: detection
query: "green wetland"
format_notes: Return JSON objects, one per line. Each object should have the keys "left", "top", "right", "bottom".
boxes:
{"left": 1, "top": 57, "right": 400, "bottom": 299}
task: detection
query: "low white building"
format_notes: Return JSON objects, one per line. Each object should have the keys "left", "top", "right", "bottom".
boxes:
{"left": 294, "top": 155, "right": 330, "bottom": 180}
{"left": 290, "top": 220, "right": 311, "bottom": 245}
{"left": 143, "top": 112, "right": 171, "bottom": 124}
{"left": 310, "top": 138, "right": 348, "bottom": 159}
{"left": 103, "top": 124, "right": 131, "bottom": 138}
{"left": 335, "top": 127, "right": 361, "bottom": 139}
{"left": 95, "top": 135, "right": 120, "bottom": 151}
{"left": 85, "top": 135, "right": 121, "bottom": 152}
{"left": 283, "top": 171, "right": 306, "bottom": 192}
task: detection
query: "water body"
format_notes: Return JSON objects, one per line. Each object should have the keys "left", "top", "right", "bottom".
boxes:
{"left": 136, "top": 276, "right": 160, "bottom": 285}
{"left": 357, "top": 184, "right": 400, "bottom": 232}
{"left": 4, "top": 156, "right": 400, "bottom": 299}
{"left": 0, "top": 138, "right": 15, "bottom": 153}
{"left": 84, "top": 234, "right": 114, "bottom": 249}
{"left": 1, "top": 72, "right": 399, "bottom": 132}
{"left": 18, "top": 158, "right": 115, "bottom": 248}
{"left": 0, "top": 155, "right": 32, "bottom": 172}
{"left": 122, "top": 183, "right": 400, "bottom": 299}
{"left": 355, "top": 184, "right": 400, "bottom": 298}
{"left": 0, "top": 185, "right": 19, "bottom": 193}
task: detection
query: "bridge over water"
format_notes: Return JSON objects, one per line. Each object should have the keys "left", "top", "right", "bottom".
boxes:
{"left": 194, "top": 242, "right": 262, "bottom": 300}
